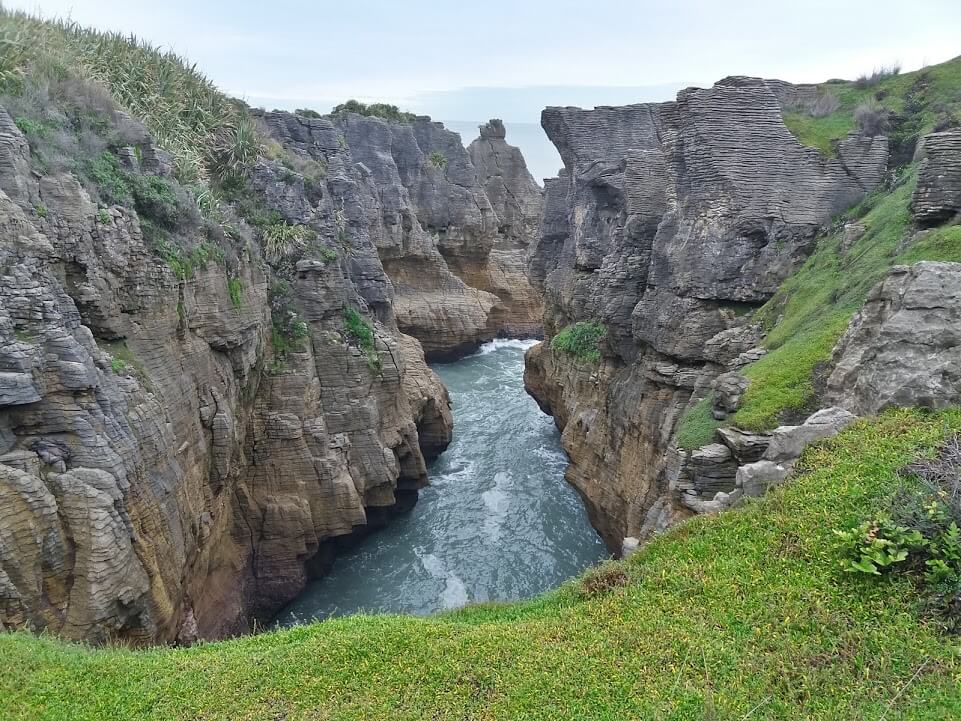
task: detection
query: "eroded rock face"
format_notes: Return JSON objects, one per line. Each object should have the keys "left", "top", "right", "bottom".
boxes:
{"left": 912, "top": 130, "right": 961, "bottom": 227}
{"left": 468, "top": 120, "right": 545, "bottom": 337}
{"left": 0, "top": 99, "right": 456, "bottom": 644}
{"left": 826, "top": 262, "right": 961, "bottom": 415}
{"left": 526, "top": 77, "right": 887, "bottom": 552}
{"left": 256, "top": 112, "right": 544, "bottom": 359}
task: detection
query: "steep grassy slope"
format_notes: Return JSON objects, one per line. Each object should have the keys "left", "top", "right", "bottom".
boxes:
{"left": 728, "top": 59, "right": 961, "bottom": 432}
{"left": 3, "top": 409, "right": 961, "bottom": 720}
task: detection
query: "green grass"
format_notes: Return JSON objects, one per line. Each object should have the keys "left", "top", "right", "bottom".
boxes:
{"left": 783, "top": 111, "right": 854, "bottom": 156}
{"left": 227, "top": 277, "right": 243, "bottom": 309}
{"left": 551, "top": 321, "right": 605, "bottom": 363}
{"left": 3, "top": 409, "right": 961, "bottom": 720}
{"left": 676, "top": 395, "right": 722, "bottom": 450}
{"left": 343, "top": 307, "right": 381, "bottom": 372}
{"left": 781, "top": 55, "right": 961, "bottom": 160}
{"left": 732, "top": 169, "right": 961, "bottom": 432}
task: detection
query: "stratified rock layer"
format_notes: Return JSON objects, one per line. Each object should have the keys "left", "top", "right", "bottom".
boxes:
{"left": 257, "top": 112, "right": 544, "bottom": 359}
{"left": 526, "top": 77, "right": 888, "bottom": 551}
{"left": 912, "top": 130, "right": 961, "bottom": 227}
{"left": 0, "top": 97, "right": 457, "bottom": 643}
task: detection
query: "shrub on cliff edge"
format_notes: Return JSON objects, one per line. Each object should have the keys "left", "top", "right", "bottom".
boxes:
{"left": 551, "top": 321, "right": 605, "bottom": 363}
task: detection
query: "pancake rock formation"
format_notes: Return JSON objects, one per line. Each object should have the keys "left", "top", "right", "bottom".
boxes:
{"left": 525, "top": 77, "right": 889, "bottom": 551}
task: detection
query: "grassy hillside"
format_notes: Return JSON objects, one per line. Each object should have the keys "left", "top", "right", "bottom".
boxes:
{"left": 0, "top": 5, "right": 258, "bottom": 186}
{"left": 3, "top": 408, "right": 961, "bottom": 720}
{"left": 728, "top": 58, "right": 961, "bottom": 432}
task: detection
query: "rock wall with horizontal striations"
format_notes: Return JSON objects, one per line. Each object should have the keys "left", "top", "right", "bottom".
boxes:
{"left": 256, "top": 111, "right": 544, "bottom": 360}
{"left": 911, "top": 129, "right": 961, "bottom": 227}
{"left": 526, "top": 77, "right": 888, "bottom": 551}
{"left": 0, "top": 92, "right": 457, "bottom": 644}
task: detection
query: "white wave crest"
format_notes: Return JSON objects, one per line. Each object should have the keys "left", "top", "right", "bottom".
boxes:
{"left": 475, "top": 338, "right": 541, "bottom": 355}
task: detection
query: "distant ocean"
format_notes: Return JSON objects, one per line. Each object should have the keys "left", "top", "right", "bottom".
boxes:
{"left": 442, "top": 120, "right": 562, "bottom": 187}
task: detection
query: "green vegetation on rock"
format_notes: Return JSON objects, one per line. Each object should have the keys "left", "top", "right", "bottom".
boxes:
{"left": 551, "top": 321, "right": 605, "bottom": 363}
{"left": 733, "top": 165, "right": 961, "bottom": 432}
{"left": 3, "top": 409, "right": 961, "bottom": 719}
{"left": 782, "top": 55, "right": 961, "bottom": 162}
{"left": 343, "top": 307, "right": 381, "bottom": 372}
{"left": 329, "top": 99, "right": 416, "bottom": 123}
{"left": 676, "top": 395, "right": 723, "bottom": 450}
{"left": 226, "top": 277, "right": 243, "bottom": 309}
{"left": 0, "top": 7, "right": 262, "bottom": 186}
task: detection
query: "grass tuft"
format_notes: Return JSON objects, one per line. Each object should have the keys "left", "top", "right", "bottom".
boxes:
{"left": 676, "top": 395, "right": 724, "bottom": 450}
{"left": 551, "top": 321, "right": 605, "bottom": 363}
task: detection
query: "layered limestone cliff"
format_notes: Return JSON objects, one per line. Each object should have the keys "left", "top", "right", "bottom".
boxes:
{"left": 257, "top": 112, "right": 544, "bottom": 359}
{"left": 0, "top": 89, "right": 478, "bottom": 643}
{"left": 525, "top": 77, "right": 889, "bottom": 551}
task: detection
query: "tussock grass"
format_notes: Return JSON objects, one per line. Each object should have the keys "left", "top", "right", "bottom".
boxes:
{"left": 0, "top": 6, "right": 261, "bottom": 186}
{"left": 782, "top": 55, "right": 961, "bottom": 160}
{"left": 3, "top": 409, "right": 961, "bottom": 719}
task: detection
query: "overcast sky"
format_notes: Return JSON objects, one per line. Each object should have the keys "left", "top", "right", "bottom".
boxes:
{"left": 5, "top": 0, "right": 961, "bottom": 179}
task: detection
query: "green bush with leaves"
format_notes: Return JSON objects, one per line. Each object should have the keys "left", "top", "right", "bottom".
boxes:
{"left": 329, "top": 99, "right": 416, "bottom": 123}
{"left": 343, "top": 307, "right": 381, "bottom": 372}
{"left": 551, "top": 321, "right": 605, "bottom": 363}
{"left": 835, "top": 517, "right": 926, "bottom": 575}
{"left": 836, "top": 437, "right": 961, "bottom": 629}
{"left": 427, "top": 151, "right": 447, "bottom": 169}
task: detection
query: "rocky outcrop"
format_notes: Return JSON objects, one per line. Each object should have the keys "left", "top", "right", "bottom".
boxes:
{"left": 826, "top": 262, "right": 961, "bottom": 415}
{"left": 468, "top": 120, "right": 545, "bottom": 337}
{"left": 676, "top": 406, "right": 857, "bottom": 515}
{"left": 912, "top": 130, "right": 961, "bottom": 227}
{"left": 526, "top": 77, "right": 887, "bottom": 552}
{"left": 256, "top": 112, "right": 543, "bottom": 359}
{"left": 0, "top": 92, "right": 460, "bottom": 644}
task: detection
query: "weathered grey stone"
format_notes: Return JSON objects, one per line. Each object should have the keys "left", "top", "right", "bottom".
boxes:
{"left": 763, "top": 407, "right": 858, "bottom": 463}
{"left": 716, "top": 427, "right": 771, "bottom": 464}
{"left": 714, "top": 371, "right": 750, "bottom": 415}
{"left": 840, "top": 222, "right": 866, "bottom": 254}
{"left": 826, "top": 262, "right": 961, "bottom": 416}
{"left": 736, "top": 460, "right": 792, "bottom": 498}
{"left": 0, "top": 91, "right": 463, "bottom": 644}
{"left": 526, "top": 75, "right": 886, "bottom": 550}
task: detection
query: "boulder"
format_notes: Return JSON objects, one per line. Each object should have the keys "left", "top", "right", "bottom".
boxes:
{"left": 736, "top": 460, "right": 792, "bottom": 498}
{"left": 713, "top": 371, "right": 750, "bottom": 417}
{"left": 826, "top": 262, "right": 961, "bottom": 415}
{"left": 716, "top": 427, "right": 771, "bottom": 464}
{"left": 763, "top": 407, "right": 858, "bottom": 463}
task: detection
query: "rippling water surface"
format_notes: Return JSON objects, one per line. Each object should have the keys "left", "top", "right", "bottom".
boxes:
{"left": 277, "top": 339, "right": 608, "bottom": 623}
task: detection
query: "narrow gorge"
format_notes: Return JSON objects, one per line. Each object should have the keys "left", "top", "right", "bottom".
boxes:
{"left": 0, "top": 76, "right": 552, "bottom": 642}
{"left": 2, "top": 13, "right": 961, "bottom": 696}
